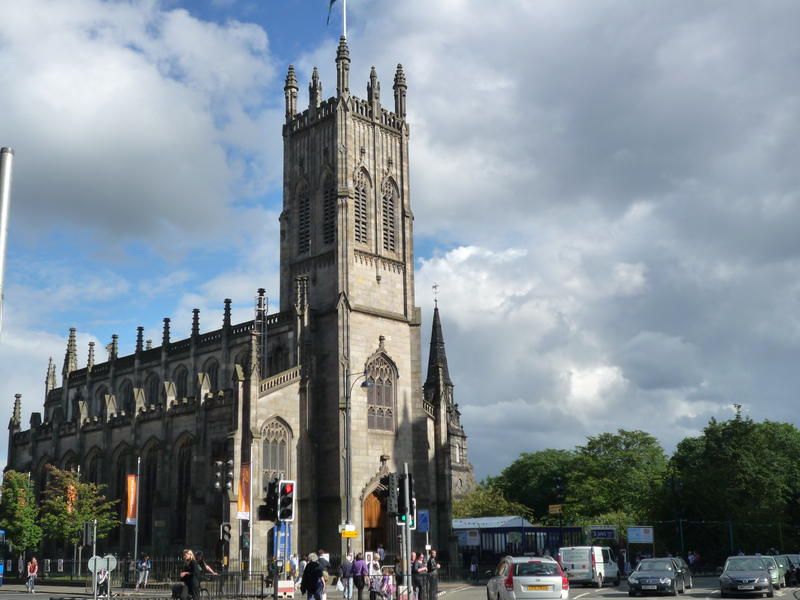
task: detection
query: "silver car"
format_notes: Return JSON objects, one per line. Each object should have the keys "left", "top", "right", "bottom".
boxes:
{"left": 487, "top": 556, "right": 569, "bottom": 600}
{"left": 719, "top": 556, "right": 774, "bottom": 598}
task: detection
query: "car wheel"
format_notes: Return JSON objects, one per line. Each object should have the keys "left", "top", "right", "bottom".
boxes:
{"left": 628, "top": 591, "right": 636, "bottom": 597}
{"left": 679, "top": 580, "right": 685, "bottom": 594}
{"left": 687, "top": 577, "right": 693, "bottom": 590}
{"left": 671, "top": 582, "right": 679, "bottom": 596}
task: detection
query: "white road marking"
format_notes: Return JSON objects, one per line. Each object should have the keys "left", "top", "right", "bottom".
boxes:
{"left": 573, "top": 592, "right": 592, "bottom": 599}
{"left": 445, "top": 587, "right": 473, "bottom": 595}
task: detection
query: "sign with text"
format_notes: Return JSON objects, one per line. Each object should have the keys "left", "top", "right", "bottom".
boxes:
{"left": 342, "top": 530, "right": 359, "bottom": 538}
{"left": 627, "top": 526, "right": 654, "bottom": 544}
{"left": 548, "top": 504, "right": 562, "bottom": 514}
{"left": 589, "top": 526, "right": 617, "bottom": 540}
{"left": 417, "top": 510, "right": 430, "bottom": 533}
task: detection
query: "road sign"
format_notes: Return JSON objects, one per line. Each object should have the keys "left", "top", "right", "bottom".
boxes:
{"left": 417, "top": 509, "right": 430, "bottom": 533}
{"left": 341, "top": 530, "right": 359, "bottom": 538}
{"left": 548, "top": 504, "right": 562, "bottom": 514}
{"left": 88, "top": 555, "right": 118, "bottom": 573}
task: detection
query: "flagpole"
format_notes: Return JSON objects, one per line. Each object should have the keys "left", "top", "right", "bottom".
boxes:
{"left": 343, "top": 0, "right": 347, "bottom": 39}
{"left": 0, "top": 147, "right": 14, "bottom": 338}
{"left": 134, "top": 457, "right": 141, "bottom": 564}
{"left": 248, "top": 461, "right": 253, "bottom": 575}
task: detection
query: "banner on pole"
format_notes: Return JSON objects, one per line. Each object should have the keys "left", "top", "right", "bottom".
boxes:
{"left": 66, "top": 484, "right": 77, "bottom": 514}
{"left": 125, "top": 475, "right": 138, "bottom": 525}
{"left": 237, "top": 462, "right": 251, "bottom": 520}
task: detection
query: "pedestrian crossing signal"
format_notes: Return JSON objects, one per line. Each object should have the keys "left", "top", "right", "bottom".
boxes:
{"left": 277, "top": 479, "right": 295, "bottom": 522}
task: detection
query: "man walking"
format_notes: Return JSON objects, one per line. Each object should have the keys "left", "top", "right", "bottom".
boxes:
{"left": 426, "top": 551, "right": 440, "bottom": 600}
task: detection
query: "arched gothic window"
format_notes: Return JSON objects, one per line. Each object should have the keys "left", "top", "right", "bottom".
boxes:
{"left": 382, "top": 180, "right": 397, "bottom": 253}
{"left": 94, "top": 386, "right": 108, "bottom": 419}
{"left": 173, "top": 365, "right": 189, "bottom": 399}
{"left": 174, "top": 441, "right": 193, "bottom": 541}
{"left": 86, "top": 452, "right": 101, "bottom": 485}
{"left": 141, "top": 445, "right": 158, "bottom": 544}
{"left": 354, "top": 171, "right": 369, "bottom": 244}
{"left": 119, "top": 380, "right": 134, "bottom": 415}
{"left": 145, "top": 373, "right": 161, "bottom": 405}
{"left": 323, "top": 175, "right": 336, "bottom": 245}
{"left": 297, "top": 181, "right": 311, "bottom": 254}
{"left": 366, "top": 356, "right": 395, "bottom": 431}
{"left": 203, "top": 358, "right": 219, "bottom": 391}
{"left": 262, "top": 420, "right": 290, "bottom": 485}
{"left": 112, "top": 451, "right": 129, "bottom": 544}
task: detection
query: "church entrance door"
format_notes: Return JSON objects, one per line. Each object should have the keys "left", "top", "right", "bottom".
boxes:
{"left": 363, "top": 491, "right": 386, "bottom": 553}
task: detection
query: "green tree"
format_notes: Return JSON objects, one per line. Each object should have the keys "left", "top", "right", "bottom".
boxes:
{"left": 490, "top": 449, "right": 576, "bottom": 523}
{"left": 453, "top": 485, "right": 535, "bottom": 521}
{"left": 568, "top": 429, "right": 668, "bottom": 522}
{"left": 0, "top": 470, "right": 43, "bottom": 553}
{"left": 40, "top": 466, "right": 119, "bottom": 545}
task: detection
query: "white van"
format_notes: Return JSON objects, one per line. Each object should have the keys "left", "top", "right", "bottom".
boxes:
{"left": 558, "top": 546, "right": 619, "bottom": 587}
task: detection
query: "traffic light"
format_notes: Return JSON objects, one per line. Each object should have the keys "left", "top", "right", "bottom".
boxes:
{"left": 387, "top": 473, "right": 399, "bottom": 515}
{"left": 213, "top": 461, "right": 223, "bottom": 491}
{"left": 409, "top": 498, "right": 417, "bottom": 530}
{"left": 225, "top": 459, "right": 234, "bottom": 490}
{"left": 241, "top": 531, "right": 250, "bottom": 549}
{"left": 396, "top": 473, "right": 415, "bottom": 526}
{"left": 220, "top": 522, "right": 232, "bottom": 543}
{"left": 277, "top": 479, "right": 296, "bottom": 522}
{"left": 258, "top": 478, "right": 278, "bottom": 521}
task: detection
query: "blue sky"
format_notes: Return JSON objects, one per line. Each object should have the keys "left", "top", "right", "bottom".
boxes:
{"left": 2, "top": 0, "right": 800, "bottom": 482}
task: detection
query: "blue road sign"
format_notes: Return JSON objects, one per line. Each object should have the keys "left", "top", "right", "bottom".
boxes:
{"left": 417, "top": 509, "right": 430, "bottom": 533}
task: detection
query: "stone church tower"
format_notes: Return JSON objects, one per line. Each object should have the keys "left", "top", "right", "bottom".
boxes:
{"left": 5, "top": 37, "right": 475, "bottom": 562}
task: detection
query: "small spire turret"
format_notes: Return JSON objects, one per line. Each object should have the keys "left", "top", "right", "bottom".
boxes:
{"left": 110, "top": 334, "right": 119, "bottom": 360}
{"left": 62, "top": 328, "right": 77, "bottom": 377}
{"left": 136, "top": 326, "right": 144, "bottom": 353}
{"left": 393, "top": 64, "right": 407, "bottom": 118}
{"left": 87, "top": 342, "right": 95, "bottom": 369}
{"left": 45, "top": 357, "right": 57, "bottom": 394}
{"left": 162, "top": 317, "right": 171, "bottom": 346}
{"left": 336, "top": 36, "right": 350, "bottom": 97}
{"left": 284, "top": 65, "right": 299, "bottom": 119}
{"left": 309, "top": 67, "right": 322, "bottom": 109}
{"left": 192, "top": 308, "right": 200, "bottom": 337}
{"left": 368, "top": 66, "right": 380, "bottom": 111}
{"left": 223, "top": 298, "right": 232, "bottom": 329}
{"left": 146, "top": 339, "right": 153, "bottom": 351}
{"left": 11, "top": 393, "right": 21, "bottom": 426}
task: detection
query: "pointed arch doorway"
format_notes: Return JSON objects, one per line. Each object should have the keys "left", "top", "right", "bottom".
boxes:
{"left": 363, "top": 491, "right": 386, "bottom": 552}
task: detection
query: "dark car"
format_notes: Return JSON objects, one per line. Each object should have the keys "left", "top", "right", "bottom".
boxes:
{"left": 627, "top": 558, "right": 685, "bottom": 596}
{"left": 719, "top": 556, "right": 774, "bottom": 598}
{"left": 671, "top": 557, "right": 693, "bottom": 590}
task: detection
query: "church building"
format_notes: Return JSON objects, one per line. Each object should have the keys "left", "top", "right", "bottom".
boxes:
{"left": 5, "top": 37, "right": 476, "bottom": 561}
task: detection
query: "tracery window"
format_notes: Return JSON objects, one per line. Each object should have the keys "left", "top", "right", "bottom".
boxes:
{"left": 141, "top": 445, "right": 158, "bottom": 544}
{"left": 203, "top": 358, "right": 219, "bottom": 391}
{"left": 94, "top": 386, "right": 108, "bottom": 419}
{"left": 366, "top": 356, "right": 395, "bottom": 431}
{"left": 145, "top": 373, "right": 160, "bottom": 405}
{"left": 174, "top": 442, "right": 192, "bottom": 541}
{"left": 119, "top": 380, "right": 134, "bottom": 414}
{"left": 323, "top": 176, "right": 337, "bottom": 245}
{"left": 174, "top": 365, "right": 189, "bottom": 399}
{"left": 354, "top": 171, "right": 369, "bottom": 244}
{"left": 297, "top": 182, "right": 311, "bottom": 254}
{"left": 382, "top": 181, "right": 397, "bottom": 253}
{"left": 262, "top": 420, "right": 290, "bottom": 484}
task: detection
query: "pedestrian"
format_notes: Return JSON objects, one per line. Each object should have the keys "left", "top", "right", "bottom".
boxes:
{"left": 353, "top": 553, "right": 369, "bottom": 600}
{"left": 318, "top": 549, "right": 330, "bottom": 575}
{"left": 97, "top": 567, "right": 109, "bottom": 598}
{"left": 411, "top": 552, "right": 427, "bottom": 600}
{"left": 340, "top": 553, "right": 355, "bottom": 600}
{"left": 381, "top": 566, "right": 395, "bottom": 600}
{"left": 136, "top": 554, "right": 152, "bottom": 590}
{"left": 369, "top": 555, "right": 383, "bottom": 600}
{"left": 26, "top": 557, "right": 39, "bottom": 594}
{"left": 297, "top": 555, "right": 308, "bottom": 586}
{"left": 177, "top": 549, "right": 202, "bottom": 600}
{"left": 290, "top": 554, "right": 299, "bottom": 581}
{"left": 426, "top": 550, "right": 440, "bottom": 600}
{"left": 300, "top": 553, "right": 326, "bottom": 600}
{"left": 377, "top": 545, "right": 386, "bottom": 564}
{"left": 196, "top": 551, "right": 218, "bottom": 576}
{"left": 470, "top": 555, "right": 479, "bottom": 584}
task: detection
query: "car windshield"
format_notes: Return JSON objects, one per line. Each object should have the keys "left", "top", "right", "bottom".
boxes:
{"left": 762, "top": 558, "right": 777, "bottom": 567}
{"left": 515, "top": 562, "right": 560, "bottom": 576}
{"left": 637, "top": 560, "right": 673, "bottom": 572}
{"left": 726, "top": 558, "right": 766, "bottom": 571}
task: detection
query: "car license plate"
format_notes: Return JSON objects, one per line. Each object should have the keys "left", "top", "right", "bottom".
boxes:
{"left": 642, "top": 586, "right": 657, "bottom": 590}
{"left": 738, "top": 586, "right": 754, "bottom": 590}
{"left": 527, "top": 586, "right": 549, "bottom": 591}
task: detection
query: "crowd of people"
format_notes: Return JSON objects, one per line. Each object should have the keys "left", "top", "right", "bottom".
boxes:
{"left": 296, "top": 546, "right": 443, "bottom": 600}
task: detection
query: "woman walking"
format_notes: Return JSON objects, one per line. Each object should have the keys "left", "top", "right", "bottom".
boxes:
{"left": 300, "top": 553, "right": 326, "bottom": 600}
{"left": 174, "top": 549, "right": 202, "bottom": 600}
{"left": 26, "top": 557, "right": 39, "bottom": 594}
{"left": 353, "top": 553, "right": 368, "bottom": 600}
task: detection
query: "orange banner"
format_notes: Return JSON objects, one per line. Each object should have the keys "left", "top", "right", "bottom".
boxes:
{"left": 236, "top": 462, "right": 250, "bottom": 520}
{"left": 66, "top": 484, "right": 77, "bottom": 513}
{"left": 126, "top": 475, "right": 138, "bottom": 525}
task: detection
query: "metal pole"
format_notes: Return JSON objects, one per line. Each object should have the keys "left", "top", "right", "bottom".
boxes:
{"left": 92, "top": 520, "right": 98, "bottom": 600}
{"left": 134, "top": 456, "right": 141, "bottom": 566}
{"left": 344, "top": 366, "right": 352, "bottom": 554}
{"left": 678, "top": 519, "right": 685, "bottom": 557}
{"left": 343, "top": 0, "right": 347, "bottom": 39}
{"left": 0, "top": 147, "right": 14, "bottom": 337}
{"left": 248, "top": 461, "right": 253, "bottom": 575}
{"left": 403, "top": 463, "right": 412, "bottom": 595}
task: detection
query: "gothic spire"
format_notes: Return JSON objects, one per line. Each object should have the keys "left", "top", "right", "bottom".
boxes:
{"left": 284, "top": 65, "right": 299, "bottom": 119}
{"left": 136, "top": 326, "right": 144, "bottom": 353}
{"left": 45, "top": 357, "right": 57, "bottom": 394}
{"left": 336, "top": 36, "right": 350, "bottom": 97}
{"left": 192, "top": 308, "right": 200, "bottom": 337}
{"left": 162, "top": 317, "right": 171, "bottom": 346}
{"left": 424, "top": 305, "right": 452, "bottom": 388}
{"left": 11, "top": 393, "right": 21, "bottom": 427}
{"left": 368, "top": 65, "right": 380, "bottom": 111}
{"left": 62, "top": 327, "right": 77, "bottom": 377}
{"left": 88, "top": 342, "right": 95, "bottom": 369}
{"left": 309, "top": 66, "right": 322, "bottom": 109}
{"left": 393, "top": 64, "right": 407, "bottom": 117}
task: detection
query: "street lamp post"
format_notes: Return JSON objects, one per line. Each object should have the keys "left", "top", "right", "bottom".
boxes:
{"left": 343, "top": 367, "right": 372, "bottom": 553}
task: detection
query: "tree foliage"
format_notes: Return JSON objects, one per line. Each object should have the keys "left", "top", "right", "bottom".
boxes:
{"left": 40, "top": 466, "right": 119, "bottom": 545}
{"left": 453, "top": 484, "right": 535, "bottom": 522}
{"left": 0, "top": 470, "right": 42, "bottom": 552}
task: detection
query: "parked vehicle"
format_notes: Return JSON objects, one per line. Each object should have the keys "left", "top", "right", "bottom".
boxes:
{"left": 671, "top": 557, "right": 693, "bottom": 589}
{"left": 486, "top": 555, "right": 569, "bottom": 600}
{"left": 719, "top": 556, "right": 774, "bottom": 598}
{"left": 627, "top": 558, "right": 685, "bottom": 596}
{"left": 558, "top": 546, "right": 619, "bottom": 587}
{"left": 760, "top": 557, "right": 781, "bottom": 589}
{"left": 772, "top": 556, "right": 790, "bottom": 587}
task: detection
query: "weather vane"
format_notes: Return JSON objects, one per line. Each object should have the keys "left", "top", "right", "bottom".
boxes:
{"left": 432, "top": 282, "right": 439, "bottom": 306}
